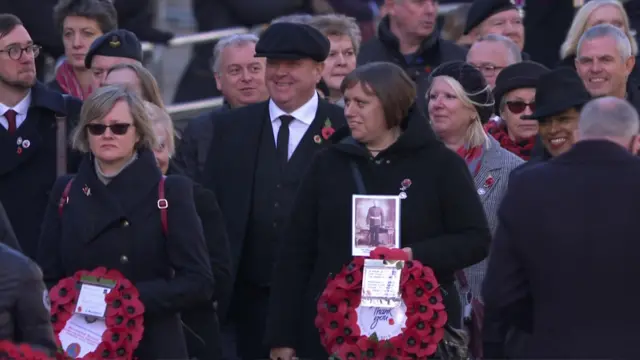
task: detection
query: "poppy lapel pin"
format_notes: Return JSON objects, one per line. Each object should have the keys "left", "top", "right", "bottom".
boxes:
{"left": 399, "top": 178, "right": 412, "bottom": 199}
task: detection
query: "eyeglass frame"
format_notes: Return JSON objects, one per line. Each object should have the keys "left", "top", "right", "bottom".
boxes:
{"left": 0, "top": 44, "right": 41, "bottom": 61}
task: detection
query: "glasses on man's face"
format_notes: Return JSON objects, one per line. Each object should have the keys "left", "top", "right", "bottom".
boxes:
{"left": 472, "top": 64, "right": 505, "bottom": 77}
{"left": 0, "top": 44, "right": 41, "bottom": 61}
{"left": 506, "top": 100, "right": 535, "bottom": 114}
{"left": 86, "top": 123, "right": 133, "bottom": 136}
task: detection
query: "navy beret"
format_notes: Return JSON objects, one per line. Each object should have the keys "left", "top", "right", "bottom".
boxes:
{"left": 464, "top": 0, "right": 517, "bottom": 35}
{"left": 85, "top": 29, "right": 143, "bottom": 69}
{"left": 255, "top": 22, "right": 330, "bottom": 62}
{"left": 493, "top": 61, "right": 549, "bottom": 113}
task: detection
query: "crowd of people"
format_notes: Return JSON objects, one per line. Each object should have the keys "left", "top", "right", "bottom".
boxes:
{"left": 1, "top": 0, "right": 640, "bottom": 359}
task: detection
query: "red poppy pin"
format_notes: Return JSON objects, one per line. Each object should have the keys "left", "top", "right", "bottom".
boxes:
{"left": 484, "top": 175, "right": 495, "bottom": 188}
{"left": 315, "top": 118, "right": 335, "bottom": 144}
{"left": 399, "top": 178, "right": 412, "bottom": 199}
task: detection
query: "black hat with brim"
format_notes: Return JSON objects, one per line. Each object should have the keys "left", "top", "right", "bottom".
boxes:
{"left": 255, "top": 22, "right": 330, "bottom": 62}
{"left": 85, "top": 29, "right": 143, "bottom": 69}
{"left": 521, "top": 68, "right": 592, "bottom": 120}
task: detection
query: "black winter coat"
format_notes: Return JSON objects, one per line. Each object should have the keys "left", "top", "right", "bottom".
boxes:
{"left": 36, "top": 149, "right": 214, "bottom": 360}
{"left": 265, "top": 109, "right": 491, "bottom": 358}
{"left": 0, "top": 201, "right": 20, "bottom": 251}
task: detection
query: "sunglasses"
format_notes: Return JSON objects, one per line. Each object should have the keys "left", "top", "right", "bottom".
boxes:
{"left": 86, "top": 123, "right": 133, "bottom": 136}
{"left": 506, "top": 101, "right": 536, "bottom": 114}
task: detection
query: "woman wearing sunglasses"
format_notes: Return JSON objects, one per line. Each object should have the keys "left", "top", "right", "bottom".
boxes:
{"left": 36, "top": 85, "right": 214, "bottom": 359}
{"left": 485, "top": 61, "right": 550, "bottom": 160}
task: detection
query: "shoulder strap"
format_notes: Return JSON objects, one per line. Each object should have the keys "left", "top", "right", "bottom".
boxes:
{"left": 158, "top": 176, "right": 168, "bottom": 237}
{"left": 350, "top": 161, "right": 367, "bottom": 194}
{"left": 58, "top": 178, "right": 74, "bottom": 216}
{"left": 55, "top": 94, "right": 71, "bottom": 177}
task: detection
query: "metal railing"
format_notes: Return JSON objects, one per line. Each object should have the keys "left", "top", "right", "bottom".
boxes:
{"left": 148, "top": 4, "right": 464, "bottom": 122}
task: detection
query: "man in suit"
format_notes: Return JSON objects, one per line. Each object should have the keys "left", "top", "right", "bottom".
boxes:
{"left": 483, "top": 96, "right": 640, "bottom": 359}
{"left": 0, "top": 14, "right": 81, "bottom": 260}
{"left": 201, "top": 22, "right": 346, "bottom": 360}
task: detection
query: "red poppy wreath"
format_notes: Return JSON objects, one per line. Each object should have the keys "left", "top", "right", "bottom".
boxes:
{"left": 0, "top": 341, "right": 53, "bottom": 360}
{"left": 49, "top": 267, "right": 144, "bottom": 360}
{"left": 316, "top": 247, "right": 447, "bottom": 360}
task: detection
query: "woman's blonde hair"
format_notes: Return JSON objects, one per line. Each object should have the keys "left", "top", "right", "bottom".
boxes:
{"left": 428, "top": 76, "right": 490, "bottom": 149}
{"left": 146, "top": 101, "right": 176, "bottom": 156}
{"left": 561, "top": 0, "right": 638, "bottom": 59}
{"left": 308, "top": 14, "right": 362, "bottom": 54}
{"left": 105, "top": 63, "right": 165, "bottom": 108}
{"left": 71, "top": 85, "right": 158, "bottom": 153}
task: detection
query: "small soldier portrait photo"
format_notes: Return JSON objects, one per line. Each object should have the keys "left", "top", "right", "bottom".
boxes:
{"left": 352, "top": 195, "right": 401, "bottom": 256}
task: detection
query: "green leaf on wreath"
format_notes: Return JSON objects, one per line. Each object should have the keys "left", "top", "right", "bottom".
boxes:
{"left": 369, "top": 332, "right": 379, "bottom": 342}
{"left": 324, "top": 118, "right": 332, "bottom": 127}
{"left": 395, "top": 261, "right": 404, "bottom": 270}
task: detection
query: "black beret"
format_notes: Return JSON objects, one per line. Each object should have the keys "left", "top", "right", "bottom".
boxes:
{"left": 493, "top": 61, "right": 550, "bottom": 113}
{"left": 255, "top": 22, "right": 330, "bottom": 62}
{"left": 85, "top": 29, "right": 143, "bottom": 69}
{"left": 429, "top": 61, "right": 494, "bottom": 124}
{"left": 464, "top": 0, "right": 517, "bottom": 35}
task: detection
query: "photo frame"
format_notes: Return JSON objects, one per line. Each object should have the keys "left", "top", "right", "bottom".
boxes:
{"left": 351, "top": 195, "right": 401, "bottom": 256}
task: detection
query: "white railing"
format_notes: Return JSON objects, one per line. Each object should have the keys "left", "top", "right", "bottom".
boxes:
{"left": 149, "top": 4, "right": 464, "bottom": 121}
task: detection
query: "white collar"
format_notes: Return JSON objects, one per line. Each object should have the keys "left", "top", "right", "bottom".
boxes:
{"left": 269, "top": 91, "right": 319, "bottom": 125}
{"left": 0, "top": 90, "right": 31, "bottom": 116}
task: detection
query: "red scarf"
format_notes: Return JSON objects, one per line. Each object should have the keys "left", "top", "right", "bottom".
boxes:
{"left": 456, "top": 144, "right": 484, "bottom": 176}
{"left": 54, "top": 62, "right": 92, "bottom": 100}
{"left": 484, "top": 120, "right": 535, "bottom": 160}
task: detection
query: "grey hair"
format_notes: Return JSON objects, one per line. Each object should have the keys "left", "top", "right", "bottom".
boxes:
{"left": 577, "top": 24, "right": 633, "bottom": 59}
{"left": 579, "top": 96, "right": 640, "bottom": 138}
{"left": 308, "top": 14, "right": 362, "bottom": 54}
{"left": 146, "top": 101, "right": 176, "bottom": 156}
{"left": 212, "top": 33, "right": 259, "bottom": 74}
{"left": 270, "top": 13, "right": 314, "bottom": 25}
{"left": 475, "top": 34, "right": 523, "bottom": 64}
{"left": 71, "top": 85, "right": 157, "bottom": 153}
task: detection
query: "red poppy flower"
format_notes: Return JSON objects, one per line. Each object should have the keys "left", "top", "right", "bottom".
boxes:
{"left": 430, "top": 309, "right": 448, "bottom": 328}
{"left": 105, "top": 314, "right": 128, "bottom": 330}
{"left": 321, "top": 126, "right": 335, "bottom": 140}
{"left": 117, "top": 279, "right": 139, "bottom": 299}
{"left": 336, "top": 343, "right": 362, "bottom": 360}
{"left": 356, "top": 337, "right": 379, "bottom": 359}
{"left": 405, "top": 301, "right": 434, "bottom": 320}
{"left": 400, "top": 261, "right": 423, "bottom": 285}
{"left": 122, "top": 298, "right": 145, "bottom": 318}
{"left": 89, "top": 267, "right": 108, "bottom": 278}
{"left": 401, "top": 329, "right": 422, "bottom": 354}
{"left": 405, "top": 312, "right": 433, "bottom": 335}
{"left": 130, "top": 323, "right": 144, "bottom": 348}
{"left": 50, "top": 278, "right": 77, "bottom": 305}
{"left": 105, "top": 269, "right": 124, "bottom": 280}
{"left": 484, "top": 175, "right": 495, "bottom": 188}
{"left": 425, "top": 291, "right": 445, "bottom": 311}
{"left": 369, "top": 247, "right": 408, "bottom": 261}
{"left": 73, "top": 270, "right": 90, "bottom": 281}
{"left": 89, "top": 341, "right": 116, "bottom": 359}
{"left": 333, "top": 270, "right": 362, "bottom": 291}
{"left": 51, "top": 309, "right": 72, "bottom": 333}
{"left": 102, "top": 328, "right": 128, "bottom": 351}
{"left": 401, "top": 179, "right": 412, "bottom": 189}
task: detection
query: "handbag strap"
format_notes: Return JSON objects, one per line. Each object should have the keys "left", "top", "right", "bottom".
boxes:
{"left": 350, "top": 161, "right": 367, "bottom": 194}
{"left": 158, "top": 176, "right": 168, "bottom": 237}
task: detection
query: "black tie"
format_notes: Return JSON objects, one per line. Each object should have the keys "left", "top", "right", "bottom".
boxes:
{"left": 277, "top": 115, "right": 294, "bottom": 169}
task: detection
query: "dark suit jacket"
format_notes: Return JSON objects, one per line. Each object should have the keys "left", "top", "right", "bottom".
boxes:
{"left": 483, "top": 140, "right": 640, "bottom": 359}
{"left": 201, "top": 98, "right": 346, "bottom": 278}
{"left": 0, "top": 201, "right": 20, "bottom": 251}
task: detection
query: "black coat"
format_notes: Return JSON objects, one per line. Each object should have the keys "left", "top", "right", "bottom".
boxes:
{"left": 167, "top": 163, "right": 231, "bottom": 360}
{"left": 265, "top": 109, "right": 491, "bottom": 358}
{"left": 0, "top": 82, "right": 81, "bottom": 260}
{"left": 0, "top": 201, "right": 20, "bottom": 251}
{"left": 201, "top": 99, "right": 347, "bottom": 278}
{"left": 483, "top": 140, "right": 640, "bottom": 359}
{"left": 36, "top": 149, "right": 214, "bottom": 360}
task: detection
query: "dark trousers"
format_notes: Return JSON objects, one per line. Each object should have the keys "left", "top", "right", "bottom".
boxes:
{"left": 369, "top": 225, "right": 380, "bottom": 246}
{"left": 233, "top": 283, "right": 271, "bottom": 360}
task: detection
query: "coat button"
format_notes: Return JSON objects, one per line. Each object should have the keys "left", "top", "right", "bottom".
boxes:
{"left": 274, "top": 202, "right": 280, "bottom": 208}
{"left": 122, "top": 220, "right": 129, "bottom": 227}
{"left": 276, "top": 184, "right": 282, "bottom": 189}
{"left": 120, "top": 255, "right": 129, "bottom": 264}
{"left": 272, "top": 222, "right": 278, "bottom": 228}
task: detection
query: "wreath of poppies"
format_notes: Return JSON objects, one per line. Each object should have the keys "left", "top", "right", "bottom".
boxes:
{"left": 49, "top": 267, "right": 144, "bottom": 360}
{"left": 316, "top": 247, "right": 447, "bottom": 360}
{"left": 0, "top": 341, "right": 53, "bottom": 360}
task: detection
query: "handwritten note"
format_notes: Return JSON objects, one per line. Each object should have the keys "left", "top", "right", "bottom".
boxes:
{"left": 75, "top": 283, "right": 111, "bottom": 318}
{"left": 361, "top": 259, "right": 403, "bottom": 308}
{"left": 58, "top": 314, "right": 107, "bottom": 358}
{"left": 356, "top": 303, "right": 407, "bottom": 340}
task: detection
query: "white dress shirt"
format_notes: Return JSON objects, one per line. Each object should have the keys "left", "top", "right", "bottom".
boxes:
{"left": 0, "top": 91, "right": 32, "bottom": 130}
{"left": 269, "top": 92, "right": 319, "bottom": 159}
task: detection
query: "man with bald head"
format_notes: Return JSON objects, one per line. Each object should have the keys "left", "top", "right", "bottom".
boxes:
{"left": 483, "top": 97, "right": 640, "bottom": 359}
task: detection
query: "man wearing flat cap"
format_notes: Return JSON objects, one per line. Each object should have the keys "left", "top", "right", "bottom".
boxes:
{"left": 84, "top": 29, "right": 143, "bottom": 88}
{"left": 464, "top": 0, "right": 527, "bottom": 57}
{"left": 200, "top": 22, "right": 346, "bottom": 360}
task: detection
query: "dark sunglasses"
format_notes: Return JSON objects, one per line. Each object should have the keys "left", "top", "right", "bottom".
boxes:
{"left": 86, "top": 123, "right": 133, "bottom": 136}
{"left": 506, "top": 101, "right": 535, "bottom": 114}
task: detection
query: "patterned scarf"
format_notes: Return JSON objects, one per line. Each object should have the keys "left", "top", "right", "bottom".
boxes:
{"left": 55, "top": 61, "right": 92, "bottom": 100}
{"left": 484, "top": 120, "right": 535, "bottom": 160}
{"left": 456, "top": 144, "right": 484, "bottom": 176}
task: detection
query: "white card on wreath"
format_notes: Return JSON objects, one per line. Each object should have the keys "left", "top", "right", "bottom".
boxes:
{"left": 58, "top": 314, "right": 107, "bottom": 358}
{"left": 360, "top": 259, "right": 402, "bottom": 308}
{"left": 351, "top": 195, "right": 401, "bottom": 256}
{"left": 75, "top": 283, "right": 111, "bottom": 318}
